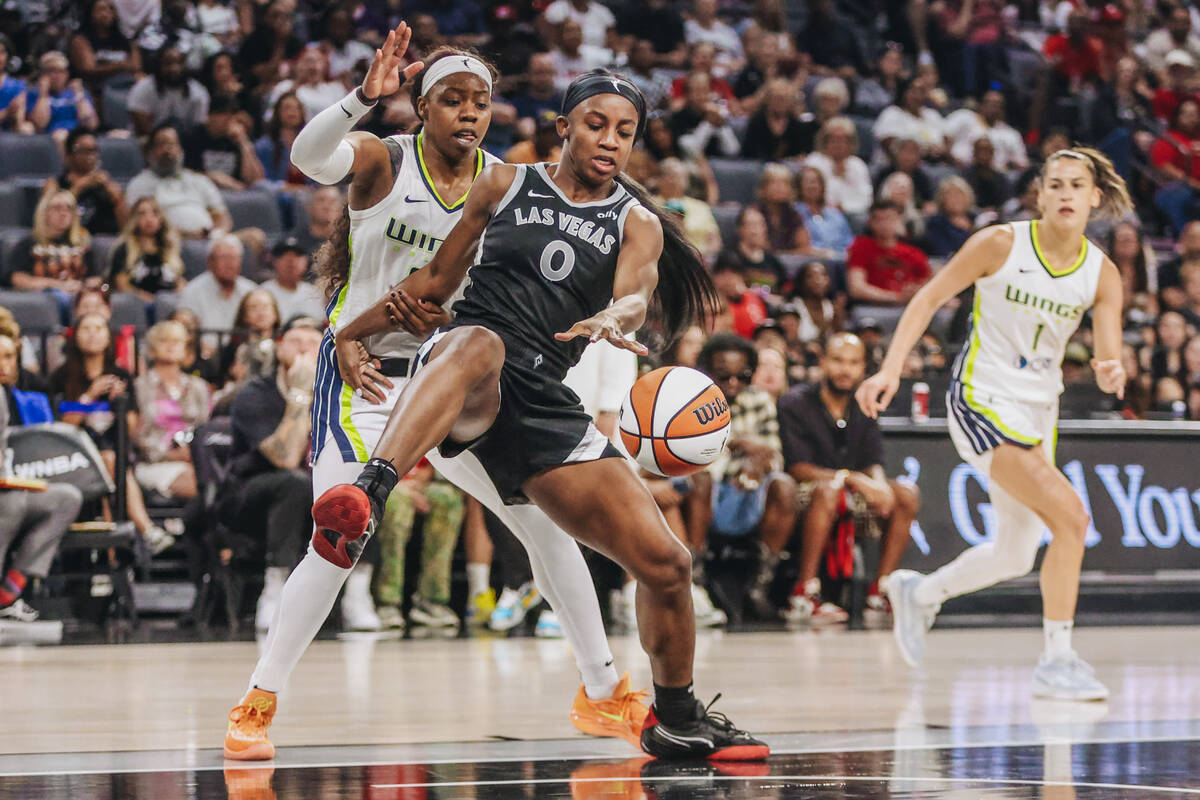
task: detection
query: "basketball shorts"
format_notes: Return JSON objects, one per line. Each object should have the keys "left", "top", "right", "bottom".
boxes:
{"left": 416, "top": 325, "right": 624, "bottom": 505}
{"left": 947, "top": 381, "right": 1057, "bottom": 475}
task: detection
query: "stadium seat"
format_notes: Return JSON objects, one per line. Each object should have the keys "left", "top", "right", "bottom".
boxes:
{"left": 181, "top": 239, "right": 209, "bottom": 280}
{"left": 154, "top": 291, "right": 179, "bottom": 322}
{"left": 850, "top": 304, "right": 904, "bottom": 334}
{"left": 708, "top": 159, "right": 764, "bottom": 206}
{"left": 712, "top": 204, "right": 741, "bottom": 247}
{"left": 98, "top": 136, "right": 144, "bottom": 180}
{"left": 0, "top": 184, "right": 21, "bottom": 228}
{"left": 0, "top": 133, "right": 63, "bottom": 179}
{"left": 223, "top": 190, "right": 283, "bottom": 233}
{"left": 0, "top": 228, "right": 28, "bottom": 274}
{"left": 110, "top": 292, "right": 149, "bottom": 333}
{"left": 90, "top": 234, "right": 118, "bottom": 269}
{"left": 101, "top": 86, "right": 132, "bottom": 131}
{"left": 0, "top": 289, "right": 59, "bottom": 334}
{"left": 14, "top": 177, "right": 48, "bottom": 227}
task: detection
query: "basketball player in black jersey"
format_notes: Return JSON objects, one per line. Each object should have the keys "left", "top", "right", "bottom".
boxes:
{"left": 319, "top": 70, "right": 769, "bottom": 761}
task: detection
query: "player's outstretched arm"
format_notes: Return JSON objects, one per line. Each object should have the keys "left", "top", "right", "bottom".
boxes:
{"left": 291, "top": 23, "right": 424, "bottom": 186}
{"left": 335, "top": 164, "right": 518, "bottom": 343}
{"left": 1091, "top": 258, "right": 1126, "bottom": 398}
{"left": 554, "top": 207, "right": 660, "bottom": 356}
{"left": 857, "top": 224, "right": 1013, "bottom": 419}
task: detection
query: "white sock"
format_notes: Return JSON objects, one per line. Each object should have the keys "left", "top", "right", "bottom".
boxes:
{"left": 581, "top": 659, "right": 621, "bottom": 700}
{"left": 250, "top": 546, "right": 351, "bottom": 693}
{"left": 1043, "top": 618, "right": 1073, "bottom": 659}
{"left": 467, "top": 562, "right": 490, "bottom": 598}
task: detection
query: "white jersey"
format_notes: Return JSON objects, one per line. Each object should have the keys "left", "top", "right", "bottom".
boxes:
{"left": 326, "top": 133, "right": 501, "bottom": 360}
{"left": 952, "top": 220, "right": 1105, "bottom": 407}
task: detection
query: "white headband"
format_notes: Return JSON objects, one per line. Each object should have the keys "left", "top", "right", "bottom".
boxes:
{"left": 421, "top": 55, "right": 493, "bottom": 96}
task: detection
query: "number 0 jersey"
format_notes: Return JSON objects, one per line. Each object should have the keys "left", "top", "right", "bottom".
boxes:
{"left": 952, "top": 219, "right": 1105, "bottom": 409}
{"left": 325, "top": 133, "right": 501, "bottom": 360}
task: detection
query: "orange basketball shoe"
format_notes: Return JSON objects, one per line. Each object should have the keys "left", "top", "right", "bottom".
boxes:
{"left": 570, "top": 672, "right": 650, "bottom": 748}
{"left": 224, "top": 688, "right": 277, "bottom": 760}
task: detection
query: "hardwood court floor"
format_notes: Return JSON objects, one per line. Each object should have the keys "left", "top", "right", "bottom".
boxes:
{"left": 2, "top": 625, "right": 1199, "bottom": 797}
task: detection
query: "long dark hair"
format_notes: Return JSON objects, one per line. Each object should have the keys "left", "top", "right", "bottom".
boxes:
{"left": 267, "top": 90, "right": 305, "bottom": 167}
{"left": 316, "top": 199, "right": 351, "bottom": 300}
{"left": 60, "top": 312, "right": 117, "bottom": 402}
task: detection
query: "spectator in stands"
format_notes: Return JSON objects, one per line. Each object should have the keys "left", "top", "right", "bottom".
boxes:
{"left": 179, "top": 235, "right": 257, "bottom": 333}
{"left": 261, "top": 237, "right": 323, "bottom": 322}
{"left": 656, "top": 157, "right": 721, "bottom": 261}
{"left": 669, "top": 43, "right": 736, "bottom": 111}
{"left": 373, "top": 461, "right": 466, "bottom": 630}
{"left": 1151, "top": 97, "right": 1200, "bottom": 234}
{"left": 135, "top": 0, "right": 222, "bottom": 71}
{"left": 202, "top": 52, "right": 261, "bottom": 132}
{"left": 67, "top": 0, "right": 141, "bottom": 99}
{"left": 236, "top": 1, "right": 303, "bottom": 92}
{"left": 509, "top": 53, "right": 562, "bottom": 138}
{"left": 1001, "top": 170, "right": 1040, "bottom": 222}
{"left": 169, "top": 307, "right": 220, "bottom": 385}
{"left": 194, "top": 0, "right": 240, "bottom": 47}
{"left": 799, "top": 0, "right": 867, "bottom": 78}
{"left": 215, "top": 288, "right": 280, "bottom": 384}
{"left": 797, "top": 166, "right": 853, "bottom": 256}
{"left": 811, "top": 78, "right": 851, "bottom": 129}
{"left": 873, "top": 76, "right": 947, "bottom": 160}
{"left": 712, "top": 260, "right": 767, "bottom": 338}
{"left": 539, "top": 0, "right": 615, "bottom": 50}
{"left": 127, "top": 47, "right": 211, "bottom": 138}
{"left": 1144, "top": 4, "right": 1200, "bottom": 77}
{"left": 853, "top": 43, "right": 905, "bottom": 118}
{"left": 108, "top": 197, "right": 186, "bottom": 301}
{"left": 0, "top": 312, "right": 50, "bottom": 395}
{"left": 0, "top": 333, "right": 83, "bottom": 623}
{"left": 223, "top": 316, "right": 323, "bottom": 631}
{"left": 616, "top": 0, "right": 686, "bottom": 68}
{"left": 625, "top": 39, "right": 674, "bottom": 112}
{"left": 961, "top": 136, "right": 1010, "bottom": 212}
{"left": 684, "top": 0, "right": 743, "bottom": 70}
{"left": 874, "top": 136, "right": 935, "bottom": 208}
{"left": 754, "top": 163, "right": 809, "bottom": 254}
{"left": 548, "top": 19, "right": 610, "bottom": 93}
{"left": 790, "top": 260, "right": 842, "bottom": 342}
{"left": 292, "top": 186, "right": 343, "bottom": 259}
{"left": 807, "top": 117, "right": 873, "bottom": 216}
{"left": 72, "top": 286, "right": 112, "bottom": 322}
{"left": 52, "top": 311, "right": 173, "bottom": 553}
{"left": 690, "top": 333, "right": 796, "bottom": 620}
{"left": 1147, "top": 309, "right": 1190, "bottom": 381}
{"left": 1108, "top": 221, "right": 1158, "bottom": 324}
{"left": 847, "top": 200, "right": 932, "bottom": 306}
{"left": 944, "top": 89, "right": 1028, "bottom": 170}
{"left": 1151, "top": 50, "right": 1197, "bottom": 123}
{"left": 1091, "top": 55, "right": 1154, "bottom": 179}
{"left": 25, "top": 51, "right": 99, "bottom": 137}
{"left": 713, "top": 206, "right": 786, "bottom": 298}
{"left": 0, "top": 35, "right": 30, "bottom": 133}
{"left": 127, "top": 124, "right": 235, "bottom": 239}
{"left": 751, "top": 342, "right": 788, "bottom": 401}
{"left": 1184, "top": 336, "right": 1200, "bottom": 388}
{"left": 740, "top": 79, "right": 815, "bottom": 162}
{"left": 44, "top": 128, "right": 126, "bottom": 236}
{"left": 660, "top": 324, "right": 707, "bottom": 369}
{"left": 316, "top": 6, "right": 375, "bottom": 82}
{"left": 923, "top": 175, "right": 976, "bottom": 258}
{"left": 503, "top": 109, "right": 562, "bottom": 165}
{"left": 256, "top": 91, "right": 309, "bottom": 189}
{"left": 133, "top": 320, "right": 210, "bottom": 501}
{"left": 1159, "top": 220, "right": 1200, "bottom": 310}
{"left": 778, "top": 332, "right": 918, "bottom": 622}
{"left": 1181, "top": 261, "right": 1200, "bottom": 330}
{"left": 877, "top": 171, "right": 924, "bottom": 242}
{"left": 265, "top": 46, "right": 346, "bottom": 123}
{"left": 3, "top": 190, "right": 99, "bottom": 309}
{"left": 183, "top": 94, "right": 266, "bottom": 192}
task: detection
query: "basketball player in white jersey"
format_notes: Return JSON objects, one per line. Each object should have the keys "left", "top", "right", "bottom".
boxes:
{"left": 857, "top": 147, "right": 1131, "bottom": 701}
{"left": 223, "top": 25, "right": 647, "bottom": 760}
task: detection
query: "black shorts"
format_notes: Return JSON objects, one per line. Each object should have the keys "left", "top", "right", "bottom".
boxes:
{"left": 414, "top": 322, "right": 623, "bottom": 504}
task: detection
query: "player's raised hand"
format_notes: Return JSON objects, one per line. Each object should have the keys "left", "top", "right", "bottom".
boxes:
{"left": 362, "top": 22, "right": 425, "bottom": 101}
{"left": 855, "top": 370, "right": 898, "bottom": 420}
{"left": 555, "top": 314, "right": 649, "bottom": 355}
{"left": 385, "top": 289, "right": 451, "bottom": 336}
{"left": 1091, "top": 358, "right": 1126, "bottom": 399}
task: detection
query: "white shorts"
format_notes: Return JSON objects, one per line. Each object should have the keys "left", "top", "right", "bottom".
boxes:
{"left": 947, "top": 381, "right": 1057, "bottom": 476}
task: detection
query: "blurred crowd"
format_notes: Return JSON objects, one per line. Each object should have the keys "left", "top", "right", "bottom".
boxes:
{"left": 1, "top": 0, "right": 1200, "bottom": 631}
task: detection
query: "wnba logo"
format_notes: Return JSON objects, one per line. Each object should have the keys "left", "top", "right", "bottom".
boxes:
{"left": 692, "top": 396, "right": 729, "bottom": 425}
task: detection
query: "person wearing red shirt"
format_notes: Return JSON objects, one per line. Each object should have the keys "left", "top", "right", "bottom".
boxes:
{"left": 847, "top": 200, "right": 932, "bottom": 306}
{"left": 713, "top": 260, "right": 768, "bottom": 338}
{"left": 668, "top": 41, "right": 737, "bottom": 108}
{"left": 1152, "top": 96, "right": 1200, "bottom": 233}
{"left": 1151, "top": 50, "right": 1200, "bottom": 121}
{"left": 1042, "top": 12, "right": 1107, "bottom": 86}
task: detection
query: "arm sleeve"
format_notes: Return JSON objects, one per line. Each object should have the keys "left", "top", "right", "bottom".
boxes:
{"left": 289, "top": 89, "right": 374, "bottom": 184}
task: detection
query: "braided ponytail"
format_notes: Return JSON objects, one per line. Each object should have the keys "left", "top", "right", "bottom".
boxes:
{"left": 1043, "top": 146, "right": 1133, "bottom": 220}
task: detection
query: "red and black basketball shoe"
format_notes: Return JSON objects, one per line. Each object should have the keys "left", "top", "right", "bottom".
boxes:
{"left": 311, "top": 460, "right": 398, "bottom": 568}
{"left": 639, "top": 695, "right": 769, "bottom": 761}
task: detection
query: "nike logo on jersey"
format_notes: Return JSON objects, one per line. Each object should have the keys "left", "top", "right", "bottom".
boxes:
{"left": 340, "top": 105, "right": 352, "bottom": 119}
{"left": 514, "top": 207, "right": 616, "bottom": 254}
{"left": 404, "top": 195, "right": 427, "bottom": 203}
{"left": 1018, "top": 267, "right": 1036, "bottom": 273}
{"left": 529, "top": 191, "right": 553, "bottom": 198}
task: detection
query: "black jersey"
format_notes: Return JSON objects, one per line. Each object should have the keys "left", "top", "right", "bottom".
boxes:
{"left": 451, "top": 162, "right": 641, "bottom": 380}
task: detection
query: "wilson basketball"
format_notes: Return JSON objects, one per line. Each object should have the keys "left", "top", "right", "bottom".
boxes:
{"left": 618, "top": 366, "right": 732, "bottom": 477}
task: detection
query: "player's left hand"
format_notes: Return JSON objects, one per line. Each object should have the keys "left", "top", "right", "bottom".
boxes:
{"left": 1091, "top": 358, "right": 1126, "bottom": 399}
{"left": 385, "top": 289, "right": 451, "bottom": 336}
{"left": 555, "top": 314, "right": 649, "bottom": 355}
{"left": 334, "top": 336, "right": 394, "bottom": 405}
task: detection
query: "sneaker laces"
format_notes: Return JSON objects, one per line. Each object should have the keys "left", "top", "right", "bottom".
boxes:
{"left": 1063, "top": 651, "right": 1096, "bottom": 676}
{"left": 228, "top": 703, "right": 271, "bottom": 736}
{"left": 699, "top": 693, "right": 748, "bottom": 735}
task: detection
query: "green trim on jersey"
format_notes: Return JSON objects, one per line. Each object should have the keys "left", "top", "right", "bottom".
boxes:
{"left": 1030, "top": 220, "right": 1088, "bottom": 278}
{"left": 962, "top": 292, "right": 1042, "bottom": 445}
{"left": 416, "top": 133, "right": 485, "bottom": 212}
{"left": 338, "top": 382, "right": 369, "bottom": 461}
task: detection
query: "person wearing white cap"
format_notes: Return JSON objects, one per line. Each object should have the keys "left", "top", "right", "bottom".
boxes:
{"left": 1143, "top": 5, "right": 1200, "bottom": 77}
